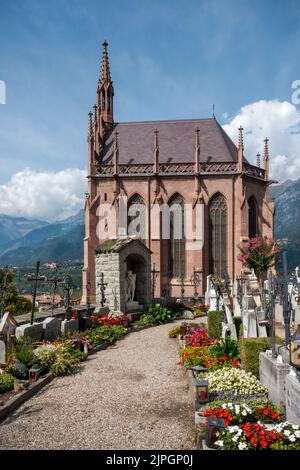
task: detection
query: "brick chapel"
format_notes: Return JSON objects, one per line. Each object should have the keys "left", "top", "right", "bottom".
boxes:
{"left": 82, "top": 41, "right": 275, "bottom": 305}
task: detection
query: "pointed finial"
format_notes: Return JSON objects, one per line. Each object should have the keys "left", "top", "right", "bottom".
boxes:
{"left": 238, "top": 126, "right": 244, "bottom": 150}
{"left": 88, "top": 111, "right": 93, "bottom": 136}
{"left": 153, "top": 130, "right": 159, "bottom": 174}
{"left": 113, "top": 131, "right": 119, "bottom": 176}
{"left": 114, "top": 131, "right": 119, "bottom": 150}
{"left": 264, "top": 137, "right": 269, "bottom": 160}
{"left": 100, "top": 39, "right": 111, "bottom": 83}
{"left": 212, "top": 104, "right": 215, "bottom": 119}
{"left": 154, "top": 129, "right": 159, "bottom": 149}
{"left": 195, "top": 127, "right": 200, "bottom": 147}
{"left": 195, "top": 128, "right": 200, "bottom": 174}
{"left": 256, "top": 152, "right": 261, "bottom": 168}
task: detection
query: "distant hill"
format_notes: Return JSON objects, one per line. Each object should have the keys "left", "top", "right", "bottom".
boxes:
{"left": 0, "top": 214, "right": 48, "bottom": 247}
{"left": 0, "top": 209, "right": 84, "bottom": 266}
{"left": 270, "top": 178, "right": 300, "bottom": 269}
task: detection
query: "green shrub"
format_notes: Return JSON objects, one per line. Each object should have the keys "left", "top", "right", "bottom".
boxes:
{"left": 239, "top": 337, "right": 282, "bottom": 378}
{"left": 207, "top": 310, "right": 224, "bottom": 339}
{"left": 233, "top": 317, "right": 243, "bottom": 339}
{"left": 14, "top": 342, "right": 37, "bottom": 368}
{"left": 168, "top": 325, "right": 180, "bottom": 338}
{"left": 139, "top": 303, "right": 175, "bottom": 326}
{"left": 209, "top": 338, "right": 240, "bottom": 360}
{"left": 0, "top": 373, "right": 14, "bottom": 393}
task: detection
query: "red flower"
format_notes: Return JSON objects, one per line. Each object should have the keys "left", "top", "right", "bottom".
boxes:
{"left": 263, "top": 409, "right": 269, "bottom": 416}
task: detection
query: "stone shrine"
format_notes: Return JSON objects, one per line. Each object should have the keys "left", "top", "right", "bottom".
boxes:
{"left": 95, "top": 237, "right": 152, "bottom": 312}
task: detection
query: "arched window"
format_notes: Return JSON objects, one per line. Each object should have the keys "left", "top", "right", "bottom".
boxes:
{"left": 209, "top": 193, "right": 227, "bottom": 275}
{"left": 127, "top": 194, "right": 146, "bottom": 240}
{"left": 168, "top": 194, "right": 185, "bottom": 278}
{"left": 248, "top": 196, "right": 258, "bottom": 238}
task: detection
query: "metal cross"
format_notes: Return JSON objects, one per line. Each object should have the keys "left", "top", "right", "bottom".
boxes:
{"left": 273, "top": 251, "right": 298, "bottom": 345}
{"left": 190, "top": 267, "right": 201, "bottom": 301}
{"left": 151, "top": 263, "right": 160, "bottom": 299}
{"left": 46, "top": 264, "right": 64, "bottom": 317}
{"left": 61, "top": 274, "right": 74, "bottom": 311}
{"left": 180, "top": 270, "right": 185, "bottom": 299}
{"left": 98, "top": 272, "right": 108, "bottom": 308}
{"left": 27, "top": 261, "right": 46, "bottom": 325}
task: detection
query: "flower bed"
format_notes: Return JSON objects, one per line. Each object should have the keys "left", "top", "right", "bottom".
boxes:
{"left": 216, "top": 422, "right": 300, "bottom": 450}
{"left": 198, "top": 368, "right": 268, "bottom": 399}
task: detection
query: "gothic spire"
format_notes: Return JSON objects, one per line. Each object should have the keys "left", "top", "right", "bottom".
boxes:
{"left": 97, "top": 40, "right": 114, "bottom": 126}
{"left": 99, "top": 40, "right": 111, "bottom": 84}
{"left": 264, "top": 137, "right": 269, "bottom": 181}
{"left": 238, "top": 126, "right": 244, "bottom": 172}
{"left": 256, "top": 152, "right": 261, "bottom": 168}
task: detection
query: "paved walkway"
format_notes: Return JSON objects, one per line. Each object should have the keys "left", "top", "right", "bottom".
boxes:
{"left": 0, "top": 324, "right": 195, "bottom": 450}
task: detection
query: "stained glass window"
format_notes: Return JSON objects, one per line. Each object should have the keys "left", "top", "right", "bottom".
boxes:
{"left": 209, "top": 193, "right": 227, "bottom": 275}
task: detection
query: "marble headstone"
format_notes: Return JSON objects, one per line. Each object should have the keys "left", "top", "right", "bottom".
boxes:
{"left": 61, "top": 318, "right": 79, "bottom": 336}
{"left": 15, "top": 322, "right": 44, "bottom": 341}
{"left": 43, "top": 317, "right": 62, "bottom": 341}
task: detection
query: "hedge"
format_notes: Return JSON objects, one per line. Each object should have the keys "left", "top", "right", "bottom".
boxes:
{"left": 207, "top": 310, "right": 224, "bottom": 339}
{"left": 239, "top": 337, "right": 282, "bottom": 378}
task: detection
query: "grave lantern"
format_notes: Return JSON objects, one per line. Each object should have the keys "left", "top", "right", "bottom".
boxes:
{"left": 195, "top": 379, "right": 209, "bottom": 406}
{"left": 29, "top": 364, "right": 44, "bottom": 383}
{"left": 290, "top": 324, "right": 300, "bottom": 371}
{"left": 189, "top": 365, "right": 207, "bottom": 378}
{"left": 206, "top": 417, "right": 226, "bottom": 449}
{"left": 179, "top": 323, "right": 188, "bottom": 340}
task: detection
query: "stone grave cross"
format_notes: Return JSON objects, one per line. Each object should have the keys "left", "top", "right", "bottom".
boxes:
{"left": 190, "top": 266, "right": 201, "bottom": 302}
{"left": 27, "top": 261, "right": 46, "bottom": 324}
{"left": 151, "top": 263, "right": 160, "bottom": 299}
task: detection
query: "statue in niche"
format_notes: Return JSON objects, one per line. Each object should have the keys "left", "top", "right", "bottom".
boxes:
{"left": 126, "top": 270, "right": 136, "bottom": 302}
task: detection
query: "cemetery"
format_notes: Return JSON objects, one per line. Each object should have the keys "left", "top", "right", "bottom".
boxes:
{"left": 0, "top": 235, "right": 300, "bottom": 450}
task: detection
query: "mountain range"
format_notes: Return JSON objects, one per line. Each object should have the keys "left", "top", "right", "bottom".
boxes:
{"left": 0, "top": 210, "right": 84, "bottom": 266}
{"left": 270, "top": 178, "right": 300, "bottom": 270}
{"left": 0, "top": 178, "right": 299, "bottom": 269}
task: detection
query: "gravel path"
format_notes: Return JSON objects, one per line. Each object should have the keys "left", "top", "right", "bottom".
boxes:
{"left": 0, "top": 324, "right": 195, "bottom": 450}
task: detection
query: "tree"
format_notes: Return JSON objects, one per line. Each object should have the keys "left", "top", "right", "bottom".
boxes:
{"left": 0, "top": 268, "right": 32, "bottom": 316}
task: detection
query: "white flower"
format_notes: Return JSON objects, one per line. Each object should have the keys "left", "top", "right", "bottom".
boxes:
{"left": 284, "top": 430, "right": 291, "bottom": 437}
{"left": 292, "top": 424, "right": 299, "bottom": 430}
{"left": 295, "top": 431, "right": 300, "bottom": 438}
{"left": 241, "top": 410, "right": 247, "bottom": 416}
{"left": 215, "top": 440, "right": 224, "bottom": 447}
{"left": 289, "top": 435, "right": 296, "bottom": 442}
{"left": 238, "top": 442, "right": 247, "bottom": 450}
{"left": 232, "top": 435, "right": 240, "bottom": 442}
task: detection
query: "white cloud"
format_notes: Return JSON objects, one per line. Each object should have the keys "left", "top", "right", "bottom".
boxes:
{"left": 0, "top": 168, "right": 86, "bottom": 222}
{"left": 222, "top": 100, "right": 300, "bottom": 182}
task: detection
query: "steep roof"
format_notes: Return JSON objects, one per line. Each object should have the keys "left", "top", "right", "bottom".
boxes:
{"left": 102, "top": 118, "right": 246, "bottom": 165}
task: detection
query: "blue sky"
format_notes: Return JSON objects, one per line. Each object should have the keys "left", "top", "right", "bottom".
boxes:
{"left": 0, "top": 0, "right": 299, "bottom": 220}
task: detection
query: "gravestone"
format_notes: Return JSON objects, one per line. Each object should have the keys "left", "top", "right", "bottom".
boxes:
{"left": 15, "top": 322, "right": 43, "bottom": 341}
{"left": 0, "top": 340, "right": 6, "bottom": 364}
{"left": 294, "top": 305, "right": 300, "bottom": 325}
{"left": 61, "top": 318, "right": 79, "bottom": 336}
{"left": 43, "top": 317, "right": 62, "bottom": 341}
{"left": 285, "top": 372, "right": 300, "bottom": 425}
{"left": 275, "top": 301, "right": 284, "bottom": 324}
{"left": 233, "top": 281, "right": 241, "bottom": 317}
{"left": 0, "top": 312, "right": 18, "bottom": 343}
{"left": 259, "top": 351, "right": 290, "bottom": 408}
